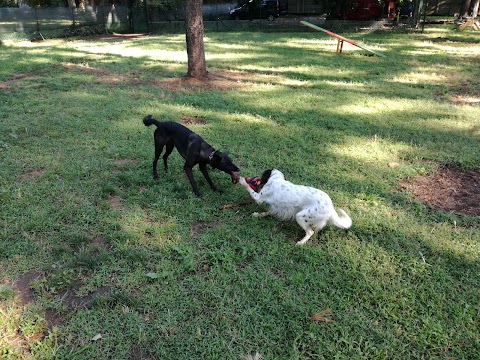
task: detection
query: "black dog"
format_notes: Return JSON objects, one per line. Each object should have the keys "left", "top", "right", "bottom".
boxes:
{"left": 143, "top": 115, "right": 240, "bottom": 196}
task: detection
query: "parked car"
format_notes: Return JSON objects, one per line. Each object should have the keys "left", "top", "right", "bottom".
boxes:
{"left": 229, "top": 0, "right": 286, "bottom": 21}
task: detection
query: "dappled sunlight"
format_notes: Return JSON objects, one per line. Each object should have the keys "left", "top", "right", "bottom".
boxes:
{"left": 0, "top": 302, "right": 31, "bottom": 354}
{"left": 429, "top": 43, "right": 480, "bottom": 55}
{"left": 235, "top": 64, "right": 359, "bottom": 79}
{"left": 332, "top": 97, "right": 467, "bottom": 129}
{"left": 120, "top": 206, "right": 180, "bottom": 249}
{"left": 228, "top": 111, "right": 279, "bottom": 126}
{"left": 404, "top": 40, "right": 480, "bottom": 56}
{"left": 391, "top": 66, "right": 449, "bottom": 85}
{"left": 5, "top": 39, "right": 60, "bottom": 48}
{"left": 68, "top": 42, "right": 187, "bottom": 62}
{"left": 323, "top": 80, "right": 367, "bottom": 89}
{"left": 207, "top": 51, "right": 258, "bottom": 61}
{"left": 206, "top": 42, "right": 265, "bottom": 52}
{"left": 329, "top": 134, "right": 411, "bottom": 166}
{"left": 334, "top": 97, "right": 410, "bottom": 116}
{"left": 2, "top": 28, "right": 480, "bottom": 360}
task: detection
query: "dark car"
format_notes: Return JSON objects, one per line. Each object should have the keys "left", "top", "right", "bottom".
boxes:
{"left": 229, "top": 0, "right": 285, "bottom": 21}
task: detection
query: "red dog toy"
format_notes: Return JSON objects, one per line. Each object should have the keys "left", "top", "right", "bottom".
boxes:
{"left": 245, "top": 176, "right": 261, "bottom": 192}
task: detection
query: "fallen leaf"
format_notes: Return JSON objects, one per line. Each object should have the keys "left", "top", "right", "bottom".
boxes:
{"left": 243, "top": 352, "right": 262, "bottom": 360}
{"left": 146, "top": 272, "right": 159, "bottom": 279}
{"left": 311, "top": 309, "right": 334, "bottom": 322}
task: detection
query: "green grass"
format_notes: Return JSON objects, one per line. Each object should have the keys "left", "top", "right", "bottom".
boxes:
{"left": 1, "top": 26, "right": 479, "bottom": 359}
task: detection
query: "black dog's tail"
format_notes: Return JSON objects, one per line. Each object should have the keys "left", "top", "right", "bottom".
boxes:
{"left": 143, "top": 115, "right": 163, "bottom": 128}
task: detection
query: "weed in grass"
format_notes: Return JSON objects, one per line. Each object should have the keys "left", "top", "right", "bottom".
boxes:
{"left": 0, "top": 284, "right": 15, "bottom": 301}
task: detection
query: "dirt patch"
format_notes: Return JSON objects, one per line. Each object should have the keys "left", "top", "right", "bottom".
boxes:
{"left": 108, "top": 194, "right": 122, "bottom": 210}
{"left": 0, "top": 73, "right": 38, "bottom": 89}
{"left": 61, "top": 61, "right": 136, "bottom": 85}
{"left": 45, "top": 285, "right": 114, "bottom": 331}
{"left": 400, "top": 164, "right": 480, "bottom": 216}
{"left": 61, "top": 62, "right": 258, "bottom": 92}
{"left": 91, "top": 33, "right": 148, "bottom": 41}
{"left": 449, "top": 93, "right": 480, "bottom": 105}
{"left": 19, "top": 168, "right": 45, "bottom": 181}
{"left": 114, "top": 159, "right": 138, "bottom": 167}
{"left": 444, "top": 81, "right": 480, "bottom": 106}
{"left": 44, "top": 308, "right": 64, "bottom": 329}
{"left": 129, "top": 344, "right": 156, "bottom": 360}
{"left": 11, "top": 271, "right": 43, "bottom": 306}
{"left": 190, "top": 220, "right": 221, "bottom": 237}
{"left": 59, "top": 285, "right": 113, "bottom": 308}
{"left": 90, "top": 235, "right": 110, "bottom": 248}
{"left": 180, "top": 114, "right": 207, "bottom": 125}
{"left": 152, "top": 70, "right": 255, "bottom": 92}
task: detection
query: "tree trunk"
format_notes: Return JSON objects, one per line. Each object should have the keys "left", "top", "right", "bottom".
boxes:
{"left": 472, "top": 0, "right": 479, "bottom": 18}
{"left": 459, "top": 0, "right": 472, "bottom": 18}
{"left": 413, "top": 0, "right": 424, "bottom": 29}
{"left": 184, "top": 0, "right": 207, "bottom": 79}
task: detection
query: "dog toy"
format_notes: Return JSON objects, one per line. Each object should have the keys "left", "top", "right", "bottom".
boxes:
{"left": 218, "top": 175, "right": 261, "bottom": 210}
{"left": 245, "top": 176, "right": 261, "bottom": 192}
{"left": 218, "top": 201, "right": 251, "bottom": 210}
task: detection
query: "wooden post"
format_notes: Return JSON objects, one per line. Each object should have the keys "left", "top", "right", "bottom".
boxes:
{"left": 336, "top": 39, "right": 344, "bottom": 54}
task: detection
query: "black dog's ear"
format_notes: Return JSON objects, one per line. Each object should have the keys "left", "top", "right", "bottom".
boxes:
{"left": 212, "top": 152, "right": 222, "bottom": 163}
{"left": 260, "top": 169, "right": 272, "bottom": 185}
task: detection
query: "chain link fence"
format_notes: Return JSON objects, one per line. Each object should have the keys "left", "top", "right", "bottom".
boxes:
{"left": 0, "top": 3, "right": 133, "bottom": 40}
{"left": 3, "top": 0, "right": 457, "bottom": 41}
{"left": 1, "top": 1, "right": 336, "bottom": 41}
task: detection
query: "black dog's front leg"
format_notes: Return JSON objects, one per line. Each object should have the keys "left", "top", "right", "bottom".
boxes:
{"left": 162, "top": 142, "right": 174, "bottom": 172}
{"left": 199, "top": 162, "right": 220, "bottom": 193}
{"left": 153, "top": 151, "right": 161, "bottom": 179}
{"left": 184, "top": 164, "right": 201, "bottom": 197}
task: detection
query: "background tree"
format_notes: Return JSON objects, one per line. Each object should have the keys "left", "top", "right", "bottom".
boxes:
{"left": 0, "top": 0, "right": 18, "bottom": 7}
{"left": 459, "top": 0, "right": 471, "bottom": 18}
{"left": 184, "top": 0, "right": 207, "bottom": 79}
{"left": 470, "top": 0, "right": 479, "bottom": 18}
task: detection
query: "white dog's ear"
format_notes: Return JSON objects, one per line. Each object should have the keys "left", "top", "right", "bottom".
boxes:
{"left": 260, "top": 169, "right": 272, "bottom": 185}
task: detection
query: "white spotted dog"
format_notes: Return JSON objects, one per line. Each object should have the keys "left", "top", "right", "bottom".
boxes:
{"left": 239, "top": 169, "right": 352, "bottom": 245}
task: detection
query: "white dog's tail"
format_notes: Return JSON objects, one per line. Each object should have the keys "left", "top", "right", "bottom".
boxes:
{"left": 330, "top": 208, "right": 352, "bottom": 229}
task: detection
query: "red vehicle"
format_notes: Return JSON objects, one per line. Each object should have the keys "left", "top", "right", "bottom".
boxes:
{"left": 331, "top": 0, "right": 396, "bottom": 20}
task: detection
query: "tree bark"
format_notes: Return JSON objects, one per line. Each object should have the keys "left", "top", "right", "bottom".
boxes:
{"left": 472, "top": 0, "right": 479, "bottom": 18}
{"left": 184, "top": 0, "right": 207, "bottom": 79}
{"left": 413, "top": 0, "right": 424, "bottom": 29}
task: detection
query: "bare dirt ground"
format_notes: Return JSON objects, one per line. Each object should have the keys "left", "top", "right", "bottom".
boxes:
{"left": 400, "top": 164, "right": 480, "bottom": 216}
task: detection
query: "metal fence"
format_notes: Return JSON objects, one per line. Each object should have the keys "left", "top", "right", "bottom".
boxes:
{"left": 0, "top": 2, "right": 333, "bottom": 40}
{"left": 0, "top": 5, "right": 131, "bottom": 39}
{"left": 3, "top": 1, "right": 451, "bottom": 41}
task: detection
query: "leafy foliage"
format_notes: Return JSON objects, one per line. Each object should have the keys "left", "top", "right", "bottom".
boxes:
{"left": 0, "top": 0, "right": 17, "bottom": 7}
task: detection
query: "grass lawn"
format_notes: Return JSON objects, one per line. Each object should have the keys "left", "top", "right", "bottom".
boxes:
{"left": 1, "top": 25, "right": 479, "bottom": 359}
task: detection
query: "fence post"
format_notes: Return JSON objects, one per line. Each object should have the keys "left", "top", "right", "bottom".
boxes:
{"left": 127, "top": 0, "right": 134, "bottom": 33}
{"left": 144, "top": 0, "right": 150, "bottom": 33}
{"left": 34, "top": 7, "right": 40, "bottom": 33}
{"left": 100, "top": 0, "right": 106, "bottom": 33}
{"left": 72, "top": 8, "right": 76, "bottom": 28}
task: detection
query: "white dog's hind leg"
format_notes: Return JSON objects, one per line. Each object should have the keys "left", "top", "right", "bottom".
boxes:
{"left": 313, "top": 219, "right": 328, "bottom": 232}
{"left": 295, "top": 211, "right": 315, "bottom": 245}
